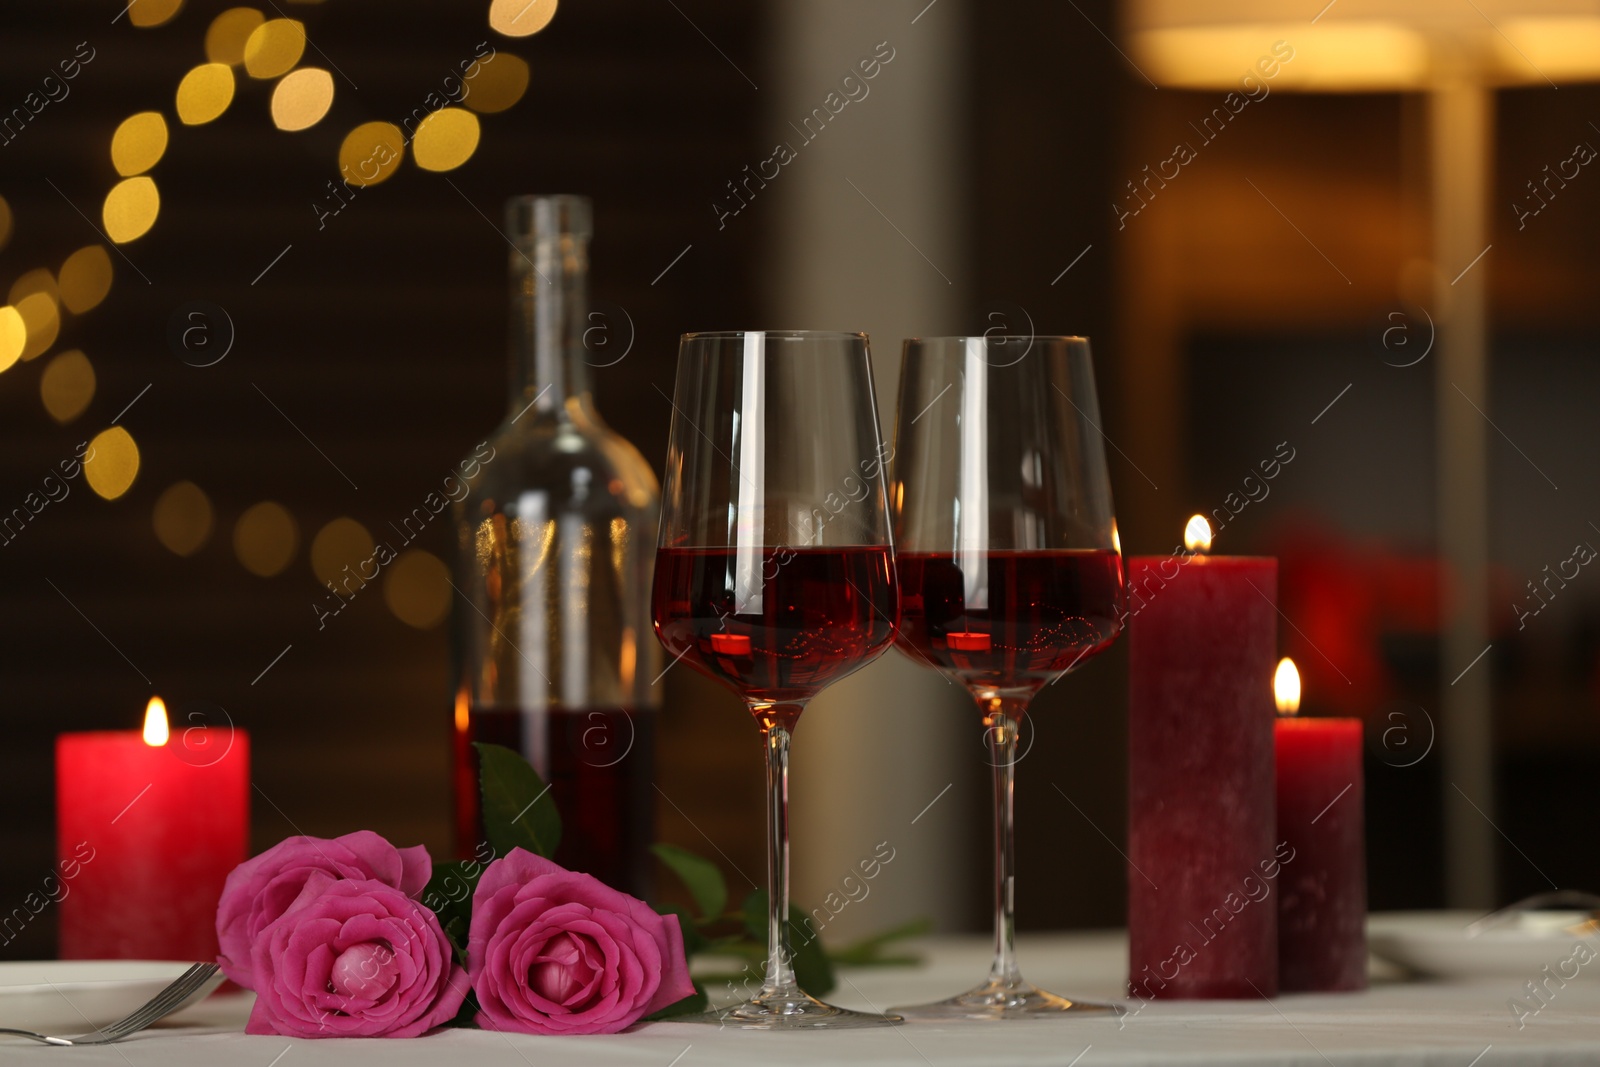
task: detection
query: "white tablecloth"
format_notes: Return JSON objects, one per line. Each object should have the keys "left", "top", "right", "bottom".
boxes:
{"left": 8, "top": 931, "right": 1597, "bottom": 1065}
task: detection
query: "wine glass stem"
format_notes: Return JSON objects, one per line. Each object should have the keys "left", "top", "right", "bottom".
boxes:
{"left": 984, "top": 696, "right": 1026, "bottom": 987}
{"left": 757, "top": 704, "right": 805, "bottom": 999}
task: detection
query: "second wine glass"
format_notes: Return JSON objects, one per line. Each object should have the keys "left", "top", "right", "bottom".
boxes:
{"left": 651, "top": 330, "right": 901, "bottom": 1029}
{"left": 890, "top": 335, "right": 1127, "bottom": 1019}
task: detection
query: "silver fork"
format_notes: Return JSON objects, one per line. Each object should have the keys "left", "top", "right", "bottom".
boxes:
{"left": 0, "top": 962, "right": 223, "bottom": 1046}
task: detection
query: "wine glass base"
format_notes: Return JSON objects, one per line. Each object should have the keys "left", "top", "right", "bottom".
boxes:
{"left": 682, "top": 991, "right": 901, "bottom": 1030}
{"left": 891, "top": 978, "right": 1124, "bottom": 1021}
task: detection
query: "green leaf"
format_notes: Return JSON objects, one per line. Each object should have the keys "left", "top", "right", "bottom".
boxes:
{"left": 643, "top": 980, "right": 709, "bottom": 1020}
{"left": 652, "top": 843, "right": 727, "bottom": 922}
{"left": 420, "top": 859, "right": 481, "bottom": 958}
{"left": 739, "top": 890, "right": 835, "bottom": 997}
{"left": 474, "top": 741, "right": 561, "bottom": 860}
{"left": 827, "top": 916, "right": 933, "bottom": 967}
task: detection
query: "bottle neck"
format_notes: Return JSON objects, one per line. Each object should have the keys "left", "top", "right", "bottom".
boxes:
{"left": 508, "top": 222, "right": 592, "bottom": 422}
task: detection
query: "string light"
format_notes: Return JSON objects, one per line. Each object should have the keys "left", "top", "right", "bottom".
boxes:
{"left": 40, "top": 350, "right": 96, "bottom": 424}
{"left": 243, "top": 19, "right": 307, "bottom": 79}
{"left": 153, "top": 481, "right": 215, "bottom": 556}
{"left": 111, "top": 112, "right": 170, "bottom": 176}
{"left": 411, "top": 108, "right": 480, "bottom": 172}
{"left": 102, "top": 176, "right": 161, "bottom": 244}
{"left": 206, "top": 7, "right": 266, "bottom": 65}
{"left": 176, "top": 63, "right": 236, "bottom": 124}
{"left": 271, "top": 67, "right": 335, "bottom": 131}
{"left": 84, "top": 427, "right": 142, "bottom": 501}
{"left": 58, "top": 246, "right": 113, "bottom": 314}
{"left": 234, "top": 501, "right": 299, "bottom": 577}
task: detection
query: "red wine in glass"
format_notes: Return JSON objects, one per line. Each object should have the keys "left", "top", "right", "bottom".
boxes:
{"left": 896, "top": 549, "right": 1124, "bottom": 692}
{"left": 653, "top": 546, "right": 897, "bottom": 709}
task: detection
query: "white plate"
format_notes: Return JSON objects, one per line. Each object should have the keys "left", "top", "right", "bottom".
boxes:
{"left": 0, "top": 961, "right": 213, "bottom": 1036}
{"left": 1369, "top": 910, "right": 1600, "bottom": 979}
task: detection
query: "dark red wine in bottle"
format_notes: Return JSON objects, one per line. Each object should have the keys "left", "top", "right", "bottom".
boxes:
{"left": 895, "top": 549, "right": 1125, "bottom": 692}
{"left": 452, "top": 196, "right": 660, "bottom": 896}
{"left": 651, "top": 546, "right": 897, "bottom": 707}
{"left": 454, "top": 706, "right": 656, "bottom": 894}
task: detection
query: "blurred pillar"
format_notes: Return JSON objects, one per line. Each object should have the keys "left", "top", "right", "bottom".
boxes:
{"left": 1431, "top": 79, "right": 1495, "bottom": 909}
{"left": 767, "top": 0, "right": 976, "bottom": 938}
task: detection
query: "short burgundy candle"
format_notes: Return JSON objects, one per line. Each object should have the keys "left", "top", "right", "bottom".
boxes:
{"left": 1127, "top": 543, "right": 1279, "bottom": 1000}
{"left": 56, "top": 703, "right": 249, "bottom": 960}
{"left": 1275, "top": 712, "right": 1367, "bottom": 991}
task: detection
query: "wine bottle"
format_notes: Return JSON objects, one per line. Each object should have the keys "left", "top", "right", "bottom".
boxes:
{"left": 452, "top": 195, "right": 660, "bottom": 896}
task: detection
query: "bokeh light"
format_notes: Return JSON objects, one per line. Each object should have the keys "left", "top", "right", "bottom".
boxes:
{"left": 8, "top": 268, "right": 56, "bottom": 305}
{"left": 384, "top": 549, "right": 451, "bottom": 628}
{"left": 0, "top": 195, "right": 11, "bottom": 251}
{"left": 337, "top": 122, "right": 406, "bottom": 187}
{"left": 311, "top": 517, "right": 375, "bottom": 586}
{"left": 111, "top": 112, "right": 169, "bottom": 177}
{"left": 271, "top": 67, "right": 335, "bottom": 131}
{"left": 463, "top": 53, "right": 529, "bottom": 113}
{"left": 176, "top": 63, "right": 236, "bottom": 125}
{"left": 102, "top": 177, "right": 161, "bottom": 244}
{"left": 84, "top": 427, "right": 141, "bottom": 501}
{"left": 0, "top": 306, "right": 25, "bottom": 373}
{"left": 40, "top": 350, "right": 95, "bottom": 424}
{"left": 205, "top": 7, "right": 265, "bottom": 65}
{"left": 244, "top": 19, "right": 307, "bottom": 79}
{"left": 411, "top": 108, "right": 480, "bottom": 172}
{"left": 58, "top": 246, "right": 114, "bottom": 314}
{"left": 234, "top": 501, "right": 299, "bottom": 577}
{"left": 129, "top": 0, "right": 184, "bottom": 28}
{"left": 489, "top": 0, "right": 558, "bottom": 38}
{"left": 16, "top": 292, "right": 59, "bottom": 361}
{"left": 153, "top": 481, "right": 214, "bottom": 556}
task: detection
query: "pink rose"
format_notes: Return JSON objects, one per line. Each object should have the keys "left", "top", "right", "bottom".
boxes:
{"left": 468, "top": 849, "right": 695, "bottom": 1034}
{"left": 246, "top": 873, "right": 468, "bottom": 1038}
{"left": 216, "top": 830, "right": 431, "bottom": 988}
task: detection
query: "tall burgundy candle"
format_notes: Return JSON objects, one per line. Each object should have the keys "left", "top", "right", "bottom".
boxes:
{"left": 1274, "top": 658, "right": 1367, "bottom": 992}
{"left": 1128, "top": 516, "right": 1280, "bottom": 1000}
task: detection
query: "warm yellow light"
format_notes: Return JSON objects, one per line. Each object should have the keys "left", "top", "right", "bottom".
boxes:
{"left": 176, "top": 63, "right": 236, "bottom": 125}
{"left": 411, "top": 108, "right": 481, "bottom": 172}
{"left": 1275, "top": 657, "right": 1302, "bottom": 716}
{"left": 102, "top": 177, "right": 161, "bottom": 244}
{"left": 8, "top": 268, "right": 56, "bottom": 305}
{"left": 130, "top": 0, "right": 183, "bottom": 29}
{"left": 153, "top": 481, "right": 214, "bottom": 557}
{"left": 40, "top": 350, "right": 96, "bottom": 424}
{"left": 0, "top": 195, "right": 11, "bottom": 251}
{"left": 454, "top": 687, "right": 470, "bottom": 733}
{"left": 58, "top": 246, "right": 114, "bottom": 314}
{"left": 385, "top": 549, "right": 451, "bottom": 629}
{"left": 16, "top": 291, "right": 60, "bottom": 361}
{"left": 464, "top": 54, "right": 530, "bottom": 113}
{"left": 235, "top": 501, "right": 299, "bottom": 577}
{"left": 84, "top": 426, "right": 141, "bottom": 501}
{"left": 1131, "top": 22, "right": 1430, "bottom": 92}
{"left": 206, "top": 7, "right": 266, "bottom": 65}
{"left": 1111, "top": 520, "right": 1122, "bottom": 556}
{"left": 311, "top": 517, "right": 374, "bottom": 587}
{"left": 0, "top": 306, "right": 25, "bottom": 373}
{"left": 1498, "top": 17, "right": 1600, "bottom": 83}
{"left": 338, "top": 122, "right": 406, "bottom": 187}
{"left": 244, "top": 19, "right": 307, "bottom": 79}
{"left": 490, "top": 0, "right": 557, "bottom": 37}
{"left": 1183, "top": 514, "right": 1212, "bottom": 553}
{"left": 111, "top": 112, "right": 169, "bottom": 177}
{"left": 143, "top": 696, "right": 170, "bottom": 746}
{"left": 271, "top": 67, "right": 334, "bottom": 131}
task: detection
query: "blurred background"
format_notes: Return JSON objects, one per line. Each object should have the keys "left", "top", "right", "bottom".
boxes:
{"left": 4, "top": 0, "right": 1599, "bottom": 959}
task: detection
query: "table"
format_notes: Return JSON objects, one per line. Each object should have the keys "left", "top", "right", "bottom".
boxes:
{"left": 8, "top": 931, "right": 1598, "bottom": 1065}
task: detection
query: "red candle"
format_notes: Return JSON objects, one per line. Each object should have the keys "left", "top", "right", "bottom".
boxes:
{"left": 1274, "top": 658, "right": 1367, "bottom": 992}
{"left": 56, "top": 698, "right": 249, "bottom": 960}
{"left": 1128, "top": 516, "right": 1279, "bottom": 1000}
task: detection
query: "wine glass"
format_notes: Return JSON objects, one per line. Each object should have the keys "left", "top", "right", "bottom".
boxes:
{"left": 651, "top": 331, "right": 901, "bottom": 1029}
{"left": 890, "top": 335, "right": 1126, "bottom": 1019}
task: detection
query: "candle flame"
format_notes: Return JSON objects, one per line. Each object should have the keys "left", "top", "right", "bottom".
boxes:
{"left": 143, "top": 696, "right": 170, "bottom": 746}
{"left": 1111, "top": 520, "right": 1122, "bottom": 556}
{"left": 1184, "top": 514, "right": 1213, "bottom": 553}
{"left": 454, "top": 686, "right": 470, "bottom": 734}
{"left": 1274, "top": 658, "right": 1301, "bottom": 716}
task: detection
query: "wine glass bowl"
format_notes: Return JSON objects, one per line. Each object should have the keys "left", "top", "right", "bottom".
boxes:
{"left": 651, "top": 330, "right": 901, "bottom": 1028}
{"left": 890, "top": 335, "right": 1126, "bottom": 1019}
